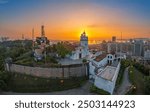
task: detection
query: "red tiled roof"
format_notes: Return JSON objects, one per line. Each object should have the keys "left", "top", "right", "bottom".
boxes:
{"left": 94, "top": 53, "right": 107, "bottom": 62}
{"left": 110, "top": 51, "right": 115, "bottom": 55}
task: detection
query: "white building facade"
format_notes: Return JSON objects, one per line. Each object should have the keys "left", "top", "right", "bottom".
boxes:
{"left": 94, "top": 62, "right": 120, "bottom": 94}
{"left": 144, "top": 50, "right": 150, "bottom": 60}
{"left": 89, "top": 52, "right": 123, "bottom": 94}
{"left": 70, "top": 32, "right": 90, "bottom": 60}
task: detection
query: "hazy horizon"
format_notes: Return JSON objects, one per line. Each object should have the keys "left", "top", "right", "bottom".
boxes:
{"left": 0, "top": 0, "right": 150, "bottom": 40}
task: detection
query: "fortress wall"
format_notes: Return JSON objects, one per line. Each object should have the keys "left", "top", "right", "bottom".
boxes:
{"left": 6, "top": 63, "right": 88, "bottom": 78}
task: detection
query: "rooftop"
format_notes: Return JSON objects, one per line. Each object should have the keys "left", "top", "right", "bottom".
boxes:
{"left": 97, "top": 66, "right": 116, "bottom": 81}
{"left": 94, "top": 53, "right": 107, "bottom": 62}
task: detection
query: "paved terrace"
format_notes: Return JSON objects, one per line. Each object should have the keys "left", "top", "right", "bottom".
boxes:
{"left": 97, "top": 66, "right": 116, "bottom": 81}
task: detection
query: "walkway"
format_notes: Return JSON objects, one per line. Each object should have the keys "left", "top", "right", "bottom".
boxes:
{"left": 114, "top": 67, "right": 131, "bottom": 95}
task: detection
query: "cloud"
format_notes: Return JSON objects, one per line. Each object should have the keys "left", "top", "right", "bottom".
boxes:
{"left": 87, "top": 24, "right": 101, "bottom": 28}
{"left": 0, "top": 0, "right": 8, "bottom": 4}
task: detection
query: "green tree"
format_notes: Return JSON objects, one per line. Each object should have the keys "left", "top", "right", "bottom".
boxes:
{"left": 0, "top": 71, "right": 10, "bottom": 91}
{"left": 144, "top": 77, "right": 150, "bottom": 94}
{"left": 0, "top": 80, "right": 7, "bottom": 90}
{"left": 56, "top": 42, "right": 72, "bottom": 58}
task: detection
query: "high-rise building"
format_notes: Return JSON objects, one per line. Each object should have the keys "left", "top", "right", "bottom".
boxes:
{"left": 107, "top": 43, "right": 117, "bottom": 53}
{"left": 144, "top": 41, "right": 150, "bottom": 51}
{"left": 144, "top": 50, "right": 150, "bottom": 59}
{"left": 0, "top": 37, "right": 9, "bottom": 42}
{"left": 133, "top": 40, "right": 144, "bottom": 56}
{"left": 112, "top": 36, "right": 116, "bottom": 42}
{"left": 100, "top": 40, "right": 107, "bottom": 52}
{"left": 126, "top": 42, "right": 134, "bottom": 56}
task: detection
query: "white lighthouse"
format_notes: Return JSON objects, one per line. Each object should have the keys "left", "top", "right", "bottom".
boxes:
{"left": 70, "top": 31, "right": 89, "bottom": 60}
{"left": 80, "top": 31, "right": 89, "bottom": 57}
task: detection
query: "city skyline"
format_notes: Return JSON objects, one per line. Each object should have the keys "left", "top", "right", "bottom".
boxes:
{"left": 0, "top": 0, "right": 150, "bottom": 40}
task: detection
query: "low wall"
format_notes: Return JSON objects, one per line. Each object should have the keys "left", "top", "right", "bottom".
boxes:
{"left": 5, "top": 63, "right": 88, "bottom": 78}
{"left": 94, "top": 76, "right": 114, "bottom": 94}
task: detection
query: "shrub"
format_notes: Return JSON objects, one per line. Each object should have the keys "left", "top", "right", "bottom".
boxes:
{"left": 7, "top": 73, "right": 88, "bottom": 93}
{"left": 126, "top": 85, "right": 137, "bottom": 95}
{"left": 90, "top": 85, "right": 110, "bottom": 95}
{"left": 144, "top": 76, "right": 150, "bottom": 95}
{"left": 115, "top": 59, "right": 130, "bottom": 89}
{"left": 46, "top": 56, "right": 58, "bottom": 64}
{"left": 0, "top": 80, "right": 8, "bottom": 91}
{"left": 82, "top": 59, "right": 87, "bottom": 63}
{"left": 128, "top": 66, "right": 135, "bottom": 85}
{"left": 133, "top": 62, "right": 149, "bottom": 76}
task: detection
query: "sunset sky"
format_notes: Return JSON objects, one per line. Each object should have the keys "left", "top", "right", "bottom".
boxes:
{"left": 0, "top": 0, "right": 150, "bottom": 41}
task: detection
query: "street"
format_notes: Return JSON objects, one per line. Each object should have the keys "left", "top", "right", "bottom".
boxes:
{"left": 114, "top": 67, "right": 131, "bottom": 95}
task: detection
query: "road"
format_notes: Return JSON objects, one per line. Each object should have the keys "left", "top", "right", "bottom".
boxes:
{"left": 114, "top": 67, "right": 131, "bottom": 95}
